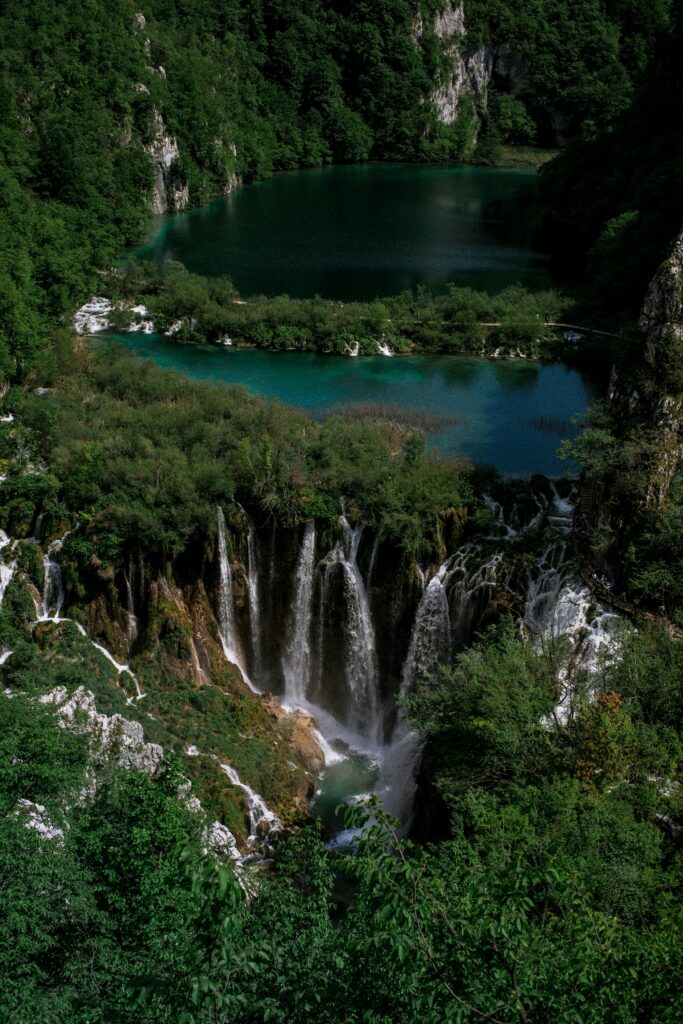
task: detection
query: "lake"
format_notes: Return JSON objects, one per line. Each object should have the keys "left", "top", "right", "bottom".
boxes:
{"left": 117, "top": 164, "right": 589, "bottom": 477}
{"left": 137, "top": 163, "right": 554, "bottom": 300}
{"left": 104, "top": 333, "right": 592, "bottom": 477}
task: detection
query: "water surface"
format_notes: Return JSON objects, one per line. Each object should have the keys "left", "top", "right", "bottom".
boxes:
{"left": 104, "top": 333, "right": 592, "bottom": 477}
{"left": 138, "top": 164, "right": 553, "bottom": 300}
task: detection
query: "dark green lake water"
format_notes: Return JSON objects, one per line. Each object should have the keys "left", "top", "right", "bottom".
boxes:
{"left": 105, "top": 334, "right": 592, "bottom": 477}
{"left": 139, "top": 164, "right": 553, "bottom": 300}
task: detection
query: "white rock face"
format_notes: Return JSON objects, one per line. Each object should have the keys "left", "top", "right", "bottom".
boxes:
{"left": 39, "top": 686, "right": 163, "bottom": 774}
{"left": 433, "top": 1, "right": 466, "bottom": 39}
{"left": 637, "top": 226, "right": 683, "bottom": 510}
{"left": 9, "top": 685, "right": 242, "bottom": 859}
{"left": 144, "top": 109, "right": 186, "bottom": 215}
{"left": 15, "top": 799, "right": 65, "bottom": 842}
{"left": 208, "top": 820, "right": 241, "bottom": 862}
{"left": 640, "top": 228, "right": 683, "bottom": 345}
{"left": 432, "top": 45, "right": 495, "bottom": 125}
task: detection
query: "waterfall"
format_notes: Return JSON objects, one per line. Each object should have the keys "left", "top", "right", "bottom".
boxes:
{"left": 524, "top": 485, "right": 576, "bottom": 636}
{"left": 400, "top": 560, "right": 452, "bottom": 698}
{"left": 88, "top": 637, "right": 143, "bottom": 700}
{"left": 124, "top": 559, "right": 138, "bottom": 654}
{"left": 516, "top": 486, "right": 622, "bottom": 724}
{"left": 186, "top": 745, "right": 280, "bottom": 849}
{"left": 0, "top": 531, "right": 15, "bottom": 611}
{"left": 482, "top": 494, "right": 517, "bottom": 539}
{"left": 448, "top": 546, "right": 504, "bottom": 647}
{"left": 40, "top": 534, "right": 69, "bottom": 621}
{"left": 218, "top": 762, "right": 280, "bottom": 840}
{"left": 246, "top": 518, "right": 262, "bottom": 677}
{"left": 339, "top": 555, "right": 379, "bottom": 728}
{"left": 316, "top": 517, "right": 381, "bottom": 742}
{"left": 367, "top": 531, "right": 380, "bottom": 589}
{"left": 216, "top": 507, "right": 255, "bottom": 691}
{"left": 33, "top": 511, "right": 45, "bottom": 542}
{"left": 282, "top": 521, "right": 316, "bottom": 703}
{"left": 523, "top": 538, "right": 567, "bottom": 635}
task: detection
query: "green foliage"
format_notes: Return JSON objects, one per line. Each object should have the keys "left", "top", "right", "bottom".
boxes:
{"left": 4, "top": 348, "right": 472, "bottom": 563}
{"left": 0, "top": 694, "right": 88, "bottom": 815}
{"left": 2, "top": 597, "right": 682, "bottom": 1023}
{"left": 541, "top": 2, "right": 682, "bottom": 314}
{"left": 403, "top": 623, "right": 561, "bottom": 798}
{"left": 138, "top": 260, "right": 570, "bottom": 357}
{"left": 0, "top": 0, "right": 671, "bottom": 381}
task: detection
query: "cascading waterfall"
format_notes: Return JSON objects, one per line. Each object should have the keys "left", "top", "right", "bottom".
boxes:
{"left": 219, "top": 763, "right": 280, "bottom": 840}
{"left": 33, "top": 511, "right": 45, "bottom": 542}
{"left": 523, "top": 485, "right": 585, "bottom": 641}
{"left": 400, "top": 559, "right": 453, "bottom": 699}
{"left": 124, "top": 559, "right": 138, "bottom": 654}
{"left": 282, "top": 521, "right": 316, "bottom": 703}
{"left": 216, "top": 506, "right": 255, "bottom": 690}
{"left": 316, "top": 517, "right": 381, "bottom": 742}
{"left": 379, "top": 556, "right": 456, "bottom": 834}
{"left": 448, "top": 545, "right": 504, "bottom": 647}
{"left": 40, "top": 534, "right": 69, "bottom": 621}
{"left": 0, "top": 531, "right": 16, "bottom": 611}
{"left": 523, "top": 537, "right": 568, "bottom": 635}
{"left": 245, "top": 517, "right": 262, "bottom": 677}
{"left": 88, "top": 634, "right": 144, "bottom": 700}
{"left": 186, "top": 745, "right": 280, "bottom": 850}
{"left": 482, "top": 494, "right": 518, "bottom": 539}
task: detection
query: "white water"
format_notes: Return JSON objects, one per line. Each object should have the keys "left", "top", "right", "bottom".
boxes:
{"left": 27, "top": 533, "right": 145, "bottom": 700}
{"left": 216, "top": 506, "right": 257, "bottom": 692}
{"left": 519, "top": 486, "right": 621, "bottom": 724}
{"left": 124, "top": 560, "right": 139, "bottom": 654}
{"left": 38, "top": 534, "right": 69, "bottom": 621}
{"left": 449, "top": 546, "right": 504, "bottom": 645}
{"left": 186, "top": 745, "right": 280, "bottom": 848}
{"left": 0, "top": 530, "right": 16, "bottom": 611}
{"left": 33, "top": 511, "right": 45, "bottom": 542}
{"left": 219, "top": 763, "right": 281, "bottom": 840}
{"left": 245, "top": 517, "right": 262, "bottom": 678}
{"left": 400, "top": 559, "right": 452, "bottom": 698}
{"left": 89, "top": 640, "right": 144, "bottom": 700}
{"left": 73, "top": 296, "right": 112, "bottom": 335}
{"left": 322, "top": 518, "right": 381, "bottom": 742}
{"left": 282, "top": 521, "right": 316, "bottom": 703}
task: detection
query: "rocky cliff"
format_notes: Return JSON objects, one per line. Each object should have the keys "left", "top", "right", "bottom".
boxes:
{"left": 637, "top": 227, "right": 683, "bottom": 511}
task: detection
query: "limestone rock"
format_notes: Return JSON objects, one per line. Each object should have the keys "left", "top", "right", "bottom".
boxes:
{"left": 433, "top": 1, "right": 466, "bottom": 39}
{"left": 640, "top": 229, "right": 683, "bottom": 347}
{"left": 15, "top": 799, "right": 64, "bottom": 842}
{"left": 40, "top": 686, "right": 164, "bottom": 775}
{"left": 143, "top": 109, "right": 186, "bottom": 215}
{"left": 638, "top": 226, "right": 683, "bottom": 510}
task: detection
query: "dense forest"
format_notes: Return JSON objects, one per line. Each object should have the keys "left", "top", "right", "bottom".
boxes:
{"left": 1, "top": 1, "right": 683, "bottom": 1022}
{"left": 0, "top": 0, "right": 678, "bottom": 379}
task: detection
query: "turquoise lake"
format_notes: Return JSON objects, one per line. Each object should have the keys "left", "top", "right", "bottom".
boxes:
{"left": 117, "top": 164, "right": 591, "bottom": 477}
{"left": 138, "top": 163, "right": 554, "bottom": 300}
{"left": 105, "top": 333, "right": 592, "bottom": 478}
